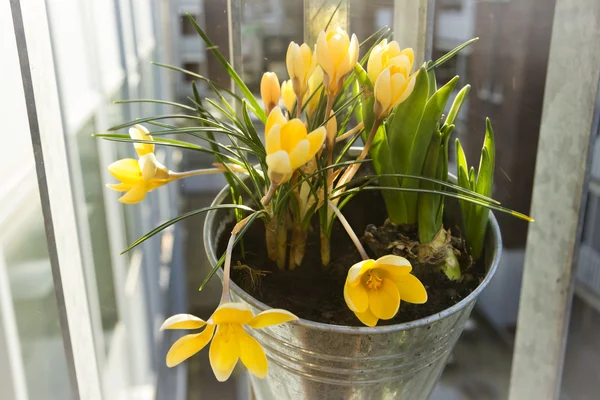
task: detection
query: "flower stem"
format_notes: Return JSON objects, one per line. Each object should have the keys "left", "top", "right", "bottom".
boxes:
{"left": 336, "top": 118, "right": 381, "bottom": 189}
{"left": 265, "top": 215, "right": 278, "bottom": 262}
{"left": 336, "top": 121, "right": 364, "bottom": 143}
{"left": 261, "top": 181, "right": 278, "bottom": 206}
{"left": 296, "top": 94, "right": 304, "bottom": 119}
{"left": 327, "top": 200, "right": 369, "bottom": 260}
{"left": 170, "top": 168, "right": 223, "bottom": 180}
{"left": 320, "top": 230, "right": 331, "bottom": 266}
{"left": 220, "top": 233, "right": 236, "bottom": 304}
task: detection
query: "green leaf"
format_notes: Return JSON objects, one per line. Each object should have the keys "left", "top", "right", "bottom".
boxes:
{"left": 122, "top": 204, "right": 255, "bottom": 254}
{"left": 427, "top": 38, "right": 479, "bottom": 71}
{"left": 427, "top": 61, "right": 437, "bottom": 98}
{"left": 445, "top": 85, "right": 471, "bottom": 127}
{"left": 152, "top": 61, "right": 242, "bottom": 102}
{"left": 353, "top": 63, "right": 375, "bottom": 133}
{"left": 418, "top": 132, "right": 443, "bottom": 243}
{"left": 186, "top": 14, "right": 266, "bottom": 123}
{"left": 402, "top": 76, "right": 460, "bottom": 223}
{"left": 114, "top": 99, "right": 196, "bottom": 112}
{"left": 324, "top": 0, "right": 343, "bottom": 31}
{"left": 332, "top": 186, "right": 533, "bottom": 222}
{"left": 469, "top": 148, "right": 492, "bottom": 259}
{"left": 482, "top": 118, "right": 496, "bottom": 177}
{"left": 386, "top": 66, "right": 430, "bottom": 179}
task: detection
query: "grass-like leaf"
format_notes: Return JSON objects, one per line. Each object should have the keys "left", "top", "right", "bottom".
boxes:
{"left": 186, "top": 14, "right": 266, "bottom": 123}
{"left": 114, "top": 99, "right": 196, "bottom": 112}
{"left": 332, "top": 186, "right": 533, "bottom": 222}
{"left": 427, "top": 38, "right": 479, "bottom": 71}
{"left": 121, "top": 204, "right": 256, "bottom": 254}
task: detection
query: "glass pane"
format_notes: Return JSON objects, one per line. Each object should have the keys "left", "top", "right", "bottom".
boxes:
{"left": 75, "top": 118, "right": 119, "bottom": 350}
{"left": 1, "top": 5, "right": 72, "bottom": 397}
{"left": 2, "top": 203, "right": 73, "bottom": 400}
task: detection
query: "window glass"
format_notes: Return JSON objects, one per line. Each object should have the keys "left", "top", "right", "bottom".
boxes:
{"left": 75, "top": 118, "right": 119, "bottom": 350}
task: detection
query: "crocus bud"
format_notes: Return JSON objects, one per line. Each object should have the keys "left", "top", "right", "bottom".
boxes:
{"left": 281, "top": 80, "right": 296, "bottom": 112}
{"left": 373, "top": 66, "right": 417, "bottom": 119}
{"left": 306, "top": 66, "right": 324, "bottom": 117}
{"left": 265, "top": 107, "right": 326, "bottom": 185}
{"left": 367, "top": 40, "right": 414, "bottom": 85}
{"left": 286, "top": 42, "right": 316, "bottom": 98}
{"left": 316, "top": 27, "right": 359, "bottom": 96}
{"left": 260, "top": 72, "right": 280, "bottom": 115}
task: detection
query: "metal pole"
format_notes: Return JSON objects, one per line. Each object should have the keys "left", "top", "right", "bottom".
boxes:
{"left": 228, "top": 0, "right": 243, "bottom": 114}
{"left": 303, "top": 0, "right": 350, "bottom": 45}
{"left": 393, "top": 0, "right": 434, "bottom": 67}
{"left": 508, "top": 0, "right": 600, "bottom": 398}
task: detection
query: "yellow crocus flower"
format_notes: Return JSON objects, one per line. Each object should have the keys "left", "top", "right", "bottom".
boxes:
{"left": 367, "top": 40, "right": 414, "bottom": 85}
{"left": 107, "top": 124, "right": 174, "bottom": 204}
{"left": 265, "top": 107, "right": 326, "bottom": 185}
{"left": 161, "top": 302, "right": 298, "bottom": 381}
{"left": 286, "top": 42, "right": 316, "bottom": 97}
{"left": 316, "top": 27, "right": 359, "bottom": 96}
{"left": 280, "top": 79, "right": 296, "bottom": 113}
{"left": 306, "top": 66, "right": 324, "bottom": 117}
{"left": 373, "top": 65, "right": 417, "bottom": 119}
{"left": 260, "top": 72, "right": 280, "bottom": 115}
{"left": 344, "top": 255, "right": 427, "bottom": 327}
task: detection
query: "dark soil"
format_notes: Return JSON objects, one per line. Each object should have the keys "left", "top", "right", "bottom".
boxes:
{"left": 217, "top": 190, "right": 486, "bottom": 326}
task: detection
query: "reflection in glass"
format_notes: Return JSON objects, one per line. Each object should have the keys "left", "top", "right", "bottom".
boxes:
{"left": 75, "top": 118, "right": 119, "bottom": 350}
{"left": 3, "top": 203, "right": 72, "bottom": 400}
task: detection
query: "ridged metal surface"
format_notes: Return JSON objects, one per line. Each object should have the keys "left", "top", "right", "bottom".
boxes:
{"left": 205, "top": 185, "right": 502, "bottom": 400}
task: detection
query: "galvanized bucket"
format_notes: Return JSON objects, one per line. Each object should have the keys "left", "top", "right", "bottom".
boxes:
{"left": 204, "top": 184, "right": 502, "bottom": 400}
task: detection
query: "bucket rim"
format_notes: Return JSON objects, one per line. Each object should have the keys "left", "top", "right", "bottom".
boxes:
{"left": 204, "top": 182, "right": 502, "bottom": 335}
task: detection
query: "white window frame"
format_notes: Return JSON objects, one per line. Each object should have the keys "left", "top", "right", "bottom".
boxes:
{"left": 9, "top": 1, "right": 103, "bottom": 399}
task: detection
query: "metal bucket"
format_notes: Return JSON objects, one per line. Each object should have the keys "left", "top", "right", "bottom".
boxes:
{"left": 204, "top": 185, "right": 502, "bottom": 400}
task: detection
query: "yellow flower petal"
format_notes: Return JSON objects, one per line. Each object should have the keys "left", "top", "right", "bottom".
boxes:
{"left": 211, "top": 302, "right": 254, "bottom": 325}
{"left": 281, "top": 80, "right": 296, "bottom": 112}
{"left": 354, "top": 308, "right": 378, "bottom": 327}
{"left": 209, "top": 324, "right": 240, "bottom": 382}
{"left": 166, "top": 324, "right": 215, "bottom": 368}
{"left": 374, "top": 255, "right": 412, "bottom": 281}
{"left": 260, "top": 72, "right": 280, "bottom": 111}
{"left": 138, "top": 153, "right": 159, "bottom": 181}
{"left": 119, "top": 182, "right": 149, "bottom": 204}
{"left": 400, "top": 48, "right": 414, "bottom": 69}
{"left": 374, "top": 68, "right": 392, "bottom": 115}
{"left": 394, "top": 273, "right": 428, "bottom": 304}
{"left": 346, "top": 259, "right": 377, "bottom": 287}
{"left": 265, "top": 124, "right": 281, "bottom": 155}
{"left": 265, "top": 106, "right": 287, "bottom": 136}
{"left": 316, "top": 31, "right": 334, "bottom": 79}
{"left": 237, "top": 327, "right": 268, "bottom": 379}
{"left": 106, "top": 183, "right": 132, "bottom": 192}
{"left": 160, "top": 314, "right": 207, "bottom": 331}
{"left": 389, "top": 71, "right": 408, "bottom": 107}
{"left": 307, "top": 126, "right": 326, "bottom": 156}
{"left": 327, "top": 28, "right": 350, "bottom": 67}
{"left": 280, "top": 119, "right": 307, "bottom": 153}
{"left": 288, "top": 140, "right": 310, "bottom": 170}
{"left": 396, "top": 72, "right": 417, "bottom": 105}
{"left": 248, "top": 309, "right": 299, "bottom": 329}
{"left": 129, "top": 124, "right": 154, "bottom": 157}
{"left": 108, "top": 158, "right": 142, "bottom": 184}
{"left": 368, "top": 278, "right": 400, "bottom": 320}
{"left": 344, "top": 281, "right": 368, "bottom": 313}
{"left": 367, "top": 42, "right": 384, "bottom": 84}
{"left": 266, "top": 150, "right": 293, "bottom": 184}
